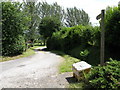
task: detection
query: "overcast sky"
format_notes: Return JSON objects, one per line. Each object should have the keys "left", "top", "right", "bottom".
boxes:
{"left": 4, "top": 0, "right": 120, "bottom": 25}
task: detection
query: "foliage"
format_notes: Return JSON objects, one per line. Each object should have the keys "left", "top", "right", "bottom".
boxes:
{"left": 1, "top": 46, "right": 38, "bottom": 62}
{"left": 2, "top": 2, "right": 29, "bottom": 56}
{"left": 3, "top": 35, "right": 26, "bottom": 56}
{"left": 22, "top": 1, "right": 40, "bottom": 42}
{"left": 66, "top": 7, "right": 90, "bottom": 27}
{"left": 47, "top": 25, "right": 100, "bottom": 52}
{"left": 80, "top": 49, "right": 89, "bottom": 61}
{"left": 36, "top": 2, "right": 90, "bottom": 27}
{"left": 86, "top": 59, "right": 120, "bottom": 89}
{"left": 38, "top": 16, "right": 61, "bottom": 39}
{"left": 105, "top": 6, "right": 120, "bottom": 51}
{"left": 47, "top": 25, "right": 101, "bottom": 65}
{"left": 36, "top": 2, "right": 65, "bottom": 25}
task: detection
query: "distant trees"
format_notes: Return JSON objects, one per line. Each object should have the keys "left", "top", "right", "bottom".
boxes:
{"left": 65, "top": 7, "right": 90, "bottom": 27}
{"left": 36, "top": 2, "right": 65, "bottom": 25}
{"left": 36, "top": 2, "right": 90, "bottom": 27}
{"left": 22, "top": 1, "right": 40, "bottom": 42}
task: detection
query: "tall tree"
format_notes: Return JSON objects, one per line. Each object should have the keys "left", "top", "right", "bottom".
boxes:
{"left": 22, "top": 0, "right": 40, "bottom": 42}
{"left": 65, "top": 7, "right": 90, "bottom": 27}
{"left": 38, "top": 16, "right": 61, "bottom": 40}
{"left": 105, "top": 6, "right": 120, "bottom": 51}
{"left": 36, "top": 2, "right": 65, "bottom": 25}
{"left": 2, "top": 2, "right": 29, "bottom": 56}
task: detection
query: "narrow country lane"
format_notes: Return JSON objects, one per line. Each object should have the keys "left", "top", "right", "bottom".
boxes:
{"left": 0, "top": 48, "right": 71, "bottom": 89}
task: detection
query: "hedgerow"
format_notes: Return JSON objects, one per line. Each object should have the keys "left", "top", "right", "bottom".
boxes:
{"left": 47, "top": 25, "right": 100, "bottom": 52}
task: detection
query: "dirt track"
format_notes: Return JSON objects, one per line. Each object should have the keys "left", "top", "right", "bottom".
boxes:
{"left": 0, "top": 48, "right": 73, "bottom": 89}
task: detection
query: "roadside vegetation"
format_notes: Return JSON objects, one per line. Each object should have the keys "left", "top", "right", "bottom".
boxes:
{"left": 1, "top": 45, "right": 42, "bottom": 62}
{"left": 47, "top": 3, "right": 120, "bottom": 89}
{"left": 1, "top": 48, "right": 34, "bottom": 62}
{"left": 1, "top": 1, "right": 120, "bottom": 89}
{"left": 51, "top": 51, "right": 80, "bottom": 73}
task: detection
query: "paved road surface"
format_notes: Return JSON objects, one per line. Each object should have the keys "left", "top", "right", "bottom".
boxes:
{"left": 0, "top": 47, "right": 71, "bottom": 89}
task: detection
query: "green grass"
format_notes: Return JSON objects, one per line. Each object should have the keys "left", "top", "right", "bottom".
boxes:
{"left": 0, "top": 46, "right": 44, "bottom": 62}
{"left": 30, "top": 46, "right": 44, "bottom": 50}
{"left": 51, "top": 50, "right": 86, "bottom": 88}
{"left": 69, "top": 82, "right": 85, "bottom": 88}
{"left": 51, "top": 50, "right": 80, "bottom": 73}
{"left": 59, "top": 55, "right": 80, "bottom": 73}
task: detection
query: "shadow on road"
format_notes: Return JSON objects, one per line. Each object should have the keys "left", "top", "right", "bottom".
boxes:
{"left": 41, "top": 48, "right": 48, "bottom": 51}
{"left": 33, "top": 46, "right": 47, "bottom": 52}
{"left": 66, "top": 77, "right": 78, "bottom": 83}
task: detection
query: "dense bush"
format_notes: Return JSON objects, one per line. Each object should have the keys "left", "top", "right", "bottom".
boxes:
{"left": 105, "top": 6, "right": 120, "bottom": 51}
{"left": 38, "top": 16, "right": 61, "bottom": 40}
{"left": 2, "top": 2, "right": 29, "bottom": 56}
{"left": 2, "top": 35, "right": 26, "bottom": 56}
{"left": 47, "top": 25, "right": 100, "bottom": 52}
{"left": 86, "top": 59, "right": 120, "bottom": 89}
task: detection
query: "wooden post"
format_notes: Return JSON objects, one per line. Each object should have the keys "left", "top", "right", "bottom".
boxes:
{"left": 100, "top": 10, "right": 105, "bottom": 66}
{"left": 96, "top": 10, "right": 105, "bottom": 66}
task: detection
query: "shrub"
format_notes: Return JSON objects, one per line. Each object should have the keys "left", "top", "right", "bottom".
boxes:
{"left": 38, "top": 16, "right": 61, "bottom": 39}
{"left": 105, "top": 6, "right": 120, "bottom": 51}
{"left": 80, "top": 49, "right": 89, "bottom": 61}
{"left": 2, "top": 35, "right": 26, "bottom": 56}
{"left": 2, "top": 2, "right": 28, "bottom": 56}
{"left": 47, "top": 25, "right": 100, "bottom": 52}
{"left": 86, "top": 59, "right": 120, "bottom": 89}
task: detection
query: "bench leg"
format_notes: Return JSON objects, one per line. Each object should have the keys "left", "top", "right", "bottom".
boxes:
{"left": 73, "top": 73, "right": 75, "bottom": 78}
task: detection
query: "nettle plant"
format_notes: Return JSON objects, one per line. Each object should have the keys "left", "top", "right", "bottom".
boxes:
{"left": 86, "top": 59, "right": 120, "bottom": 89}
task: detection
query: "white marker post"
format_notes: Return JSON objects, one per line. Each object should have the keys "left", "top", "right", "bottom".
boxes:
{"left": 96, "top": 10, "right": 105, "bottom": 66}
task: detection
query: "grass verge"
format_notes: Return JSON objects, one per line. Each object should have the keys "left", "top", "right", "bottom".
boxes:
{"left": 0, "top": 46, "right": 44, "bottom": 62}
{"left": 51, "top": 50, "right": 80, "bottom": 73}
{"left": 59, "top": 54, "right": 80, "bottom": 73}
{"left": 69, "top": 82, "right": 86, "bottom": 88}
{"left": 51, "top": 50, "right": 88, "bottom": 88}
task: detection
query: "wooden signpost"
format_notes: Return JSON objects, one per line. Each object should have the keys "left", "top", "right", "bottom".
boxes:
{"left": 96, "top": 10, "right": 105, "bottom": 66}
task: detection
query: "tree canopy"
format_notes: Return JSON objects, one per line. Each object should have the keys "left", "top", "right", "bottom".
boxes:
{"left": 105, "top": 5, "right": 120, "bottom": 51}
{"left": 36, "top": 2, "right": 65, "bottom": 25}
{"left": 1, "top": 1, "right": 91, "bottom": 56}
{"left": 22, "top": 1, "right": 40, "bottom": 42}
{"left": 38, "top": 16, "right": 61, "bottom": 39}
{"left": 65, "top": 7, "right": 90, "bottom": 27}
{"left": 2, "top": 2, "right": 29, "bottom": 56}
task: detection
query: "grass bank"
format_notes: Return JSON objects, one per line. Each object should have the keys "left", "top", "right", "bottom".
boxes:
{"left": 51, "top": 51, "right": 80, "bottom": 73}
{"left": 1, "top": 46, "right": 43, "bottom": 62}
{"left": 59, "top": 54, "right": 80, "bottom": 73}
{"left": 51, "top": 50, "right": 88, "bottom": 88}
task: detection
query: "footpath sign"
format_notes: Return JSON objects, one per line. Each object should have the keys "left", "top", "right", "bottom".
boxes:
{"left": 96, "top": 10, "right": 105, "bottom": 66}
